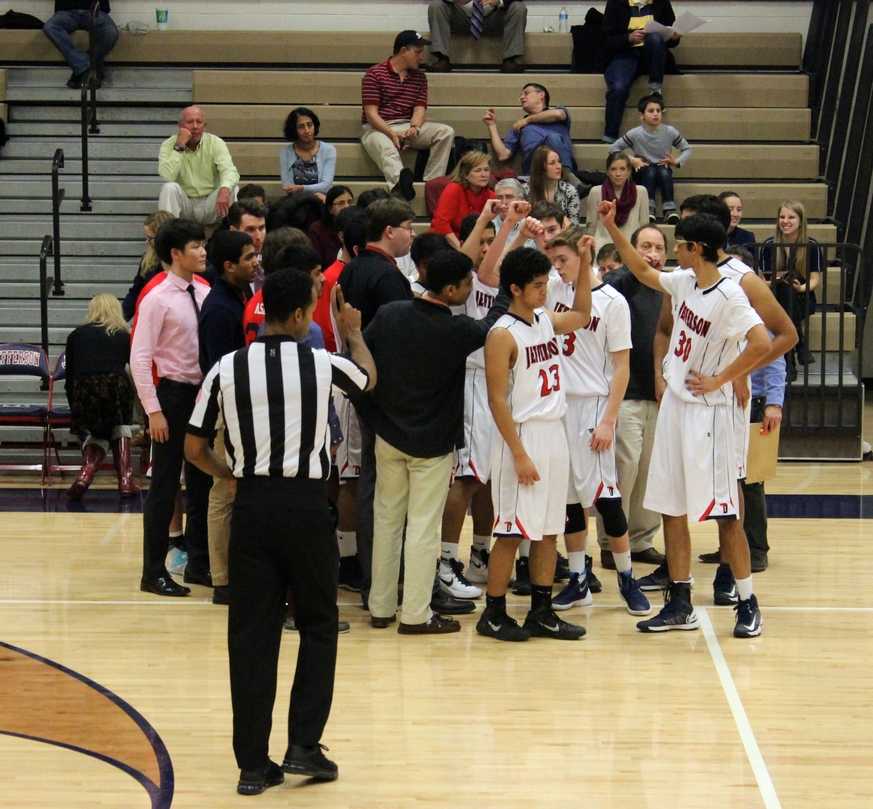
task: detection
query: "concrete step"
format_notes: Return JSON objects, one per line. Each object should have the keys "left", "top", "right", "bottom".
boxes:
{"left": 0, "top": 239, "right": 142, "bottom": 257}
{"left": 6, "top": 87, "right": 191, "bottom": 104}
{"left": 1, "top": 139, "right": 163, "bottom": 159}
{"left": 9, "top": 105, "right": 177, "bottom": 123}
{"left": 0, "top": 216, "right": 146, "bottom": 240}
{"left": 0, "top": 176, "right": 162, "bottom": 199}
{"left": 0, "top": 258, "right": 139, "bottom": 283}
{"left": 7, "top": 66, "right": 192, "bottom": 87}
{"left": 1, "top": 158, "right": 156, "bottom": 176}
{"left": 0, "top": 198, "right": 158, "bottom": 215}
{"left": 0, "top": 326, "right": 75, "bottom": 346}
{"left": 0, "top": 301, "right": 90, "bottom": 327}
{"left": 4, "top": 122, "right": 178, "bottom": 138}
{"left": 0, "top": 280, "right": 129, "bottom": 299}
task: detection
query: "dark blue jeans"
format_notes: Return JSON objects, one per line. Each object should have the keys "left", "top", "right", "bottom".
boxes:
{"left": 636, "top": 164, "right": 676, "bottom": 213}
{"left": 603, "top": 35, "right": 668, "bottom": 139}
{"left": 43, "top": 9, "right": 119, "bottom": 77}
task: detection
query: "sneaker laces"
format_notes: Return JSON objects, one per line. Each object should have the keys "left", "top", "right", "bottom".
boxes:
{"left": 449, "top": 558, "right": 475, "bottom": 586}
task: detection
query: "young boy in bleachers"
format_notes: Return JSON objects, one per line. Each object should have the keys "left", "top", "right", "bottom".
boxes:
{"left": 609, "top": 95, "right": 692, "bottom": 225}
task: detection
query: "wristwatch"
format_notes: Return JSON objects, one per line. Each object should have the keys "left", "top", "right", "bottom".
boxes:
{"left": 173, "top": 144, "right": 186, "bottom": 152}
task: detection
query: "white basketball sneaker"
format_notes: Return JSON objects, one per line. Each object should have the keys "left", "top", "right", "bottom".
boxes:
{"left": 439, "top": 559, "right": 483, "bottom": 599}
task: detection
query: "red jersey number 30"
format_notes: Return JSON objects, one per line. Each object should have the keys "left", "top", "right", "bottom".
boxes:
{"left": 674, "top": 330, "right": 692, "bottom": 363}
{"left": 539, "top": 363, "right": 561, "bottom": 397}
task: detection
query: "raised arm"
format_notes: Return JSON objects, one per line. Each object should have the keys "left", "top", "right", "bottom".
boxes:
{"left": 483, "top": 108, "right": 512, "bottom": 163}
{"left": 741, "top": 272, "right": 798, "bottom": 367}
{"left": 598, "top": 200, "right": 663, "bottom": 290}
{"left": 333, "top": 286, "right": 377, "bottom": 391}
{"left": 548, "top": 236, "right": 594, "bottom": 335}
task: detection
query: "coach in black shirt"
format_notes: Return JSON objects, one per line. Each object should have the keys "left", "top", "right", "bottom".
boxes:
{"left": 185, "top": 270, "right": 375, "bottom": 796}
{"left": 360, "top": 249, "right": 508, "bottom": 634}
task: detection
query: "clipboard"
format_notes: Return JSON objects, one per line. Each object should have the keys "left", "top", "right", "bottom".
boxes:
{"left": 745, "top": 422, "right": 780, "bottom": 483}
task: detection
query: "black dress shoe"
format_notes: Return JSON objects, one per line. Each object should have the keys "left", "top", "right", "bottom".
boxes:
{"left": 237, "top": 761, "right": 284, "bottom": 796}
{"left": 398, "top": 613, "right": 461, "bottom": 634}
{"left": 282, "top": 744, "right": 338, "bottom": 781}
{"left": 212, "top": 584, "right": 230, "bottom": 605}
{"left": 631, "top": 547, "right": 666, "bottom": 566}
{"left": 750, "top": 554, "right": 769, "bottom": 573}
{"left": 140, "top": 576, "right": 190, "bottom": 597}
{"left": 370, "top": 614, "right": 396, "bottom": 628}
{"left": 600, "top": 549, "right": 616, "bottom": 571}
{"left": 698, "top": 550, "right": 722, "bottom": 564}
{"left": 391, "top": 167, "right": 416, "bottom": 201}
{"left": 431, "top": 589, "right": 475, "bottom": 615}
{"left": 66, "top": 70, "right": 87, "bottom": 89}
{"left": 183, "top": 568, "right": 213, "bottom": 587}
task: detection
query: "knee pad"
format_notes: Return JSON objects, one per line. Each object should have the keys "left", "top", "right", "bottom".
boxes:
{"left": 564, "top": 503, "right": 586, "bottom": 534}
{"left": 595, "top": 497, "right": 628, "bottom": 537}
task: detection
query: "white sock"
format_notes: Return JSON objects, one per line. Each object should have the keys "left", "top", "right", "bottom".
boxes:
{"left": 568, "top": 551, "right": 586, "bottom": 576}
{"left": 441, "top": 542, "right": 459, "bottom": 562}
{"left": 736, "top": 575, "right": 754, "bottom": 601}
{"left": 472, "top": 534, "right": 490, "bottom": 552}
{"left": 612, "top": 550, "right": 632, "bottom": 574}
{"left": 337, "top": 530, "right": 357, "bottom": 557}
{"left": 519, "top": 540, "right": 531, "bottom": 559}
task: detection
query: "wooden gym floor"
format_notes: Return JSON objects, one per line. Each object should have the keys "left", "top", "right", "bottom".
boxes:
{"left": 1, "top": 409, "right": 871, "bottom": 808}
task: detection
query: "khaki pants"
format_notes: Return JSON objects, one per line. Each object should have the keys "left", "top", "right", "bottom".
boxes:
{"left": 158, "top": 182, "right": 238, "bottom": 226}
{"left": 596, "top": 399, "right": 660, "bottom": 552}
{"left": 207, "top": 428, "right": 234, "bottom": 586}
{"left": 370, "top": 437, "right": 453, "bottom": 625}
{"left": 361, "top": 120, "right": 455, "bottom": 189}
{"left": 427, "top": 0, "right": 528, "bottom": 61}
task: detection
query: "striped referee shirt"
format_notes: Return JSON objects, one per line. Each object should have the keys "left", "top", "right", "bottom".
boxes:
{"left": 188, "top": 335, "right": 369, "bottom": 479}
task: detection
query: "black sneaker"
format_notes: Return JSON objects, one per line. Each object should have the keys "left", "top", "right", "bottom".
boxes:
{"left": 637, "top": 560, "right": 670, "bottom": 592}
{"left": 733, "top": 594, "right": 763, "bottom": 638}
{"left": 391, "top": 167, "right": 416, "bottom": 201}
{"left": 585, "top": 554, "right": 602, "bottom": 593}
{"left": 476, "top": 608, "right": 530, "bottom": 642}
{"left": 282, "top": 743, "right": 338, "bottom": 781}
{"left": 665, "top": 211, "right": 680, "bottom": 225}
{"left": 523, "top": 607, "right": 586, "bottom": 640}
{"left": 337, "top": 555, "right": 363, "bottom": 593}
{"left": 555, "top": 553, "right": 571, "bottom": 582}
{"left": 237, "top": 761, "right": 284, "bottom": 795}
{"left": 713, "top": 563, "right": 738, "bottom": 606}
{"left": 750, "top": 554, "right": 769, "bottom": 573}
{"left": 66, "top": 69, "right": 88, "bottom": 89}
{"left": 698, "top": 549, "right": 721, "bottom": 564}
{"left": 511, "top": 557, "right": 531, "bottom": 595}
{"left": 636, "top": 583, "right": 698, "bottom": 633}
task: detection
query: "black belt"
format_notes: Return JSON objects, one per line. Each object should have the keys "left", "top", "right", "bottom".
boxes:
{"left": 158, "top": 378, "right": 199, "bottom": 390}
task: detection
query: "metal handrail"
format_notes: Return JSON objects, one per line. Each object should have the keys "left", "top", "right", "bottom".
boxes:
{"left": 50, "top": 149, "right": 66, "bottom": 296}
{"left": 38, "top": 236, "right": 54, "bottom": 362}
{"left": 79, "top": 0, "right": 101, "bottom": 211}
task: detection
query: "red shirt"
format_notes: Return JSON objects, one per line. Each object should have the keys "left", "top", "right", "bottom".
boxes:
{"left": 430, "top": 183, "right": 496, "bottom": 237}
{"left": 242, "top": 291, "right": 264, "bottom": 346}
{"left": 314, "top": 259, "right": 345, "bottom": 353}
{"left": 361, "top": 58, "right": 428, "bottom": 123}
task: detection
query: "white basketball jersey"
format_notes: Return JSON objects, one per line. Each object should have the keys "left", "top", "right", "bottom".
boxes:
{"left": 489, "top": 310, "right": 567, "bottom": 422}
{"left": 718, "top": 255, "right": 753, "bottom": 285}
{"left": 547, "top": 277, "right": 633, "bottom": 398}
{"left": 464, "top": 274, "right": 499, "bottom": 369}
{"left": 658, "top": 270, "right": 762, "bottom": 407}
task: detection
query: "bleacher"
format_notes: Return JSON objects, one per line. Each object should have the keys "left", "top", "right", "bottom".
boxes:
{"left": 0, "top": 25, "right": 859, "bottom": 459}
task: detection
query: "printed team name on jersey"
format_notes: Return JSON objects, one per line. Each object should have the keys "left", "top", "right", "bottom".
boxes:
{"left": 525, "top": 338, "right": 560, "bottom": 368}
{"left": 551, "top": 300, "right": 600, "bottom": 332}
{"left": 475, "top": 289, "right": 495, "bottom": 308}
{"left": 254, "top": 302, "right": 265, "bottom": 316}
{"left": 677, "top": 301, "right": 711, "bottom": 338}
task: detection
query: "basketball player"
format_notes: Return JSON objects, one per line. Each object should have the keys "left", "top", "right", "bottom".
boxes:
{"left": 543, "top": 227, "right": 650, "bottom": 616}
{"left": 476, "top": 244, "right": 593, "bottom": 642}
{"left": 599, "top": 201, "right": 771, "bottom": 638}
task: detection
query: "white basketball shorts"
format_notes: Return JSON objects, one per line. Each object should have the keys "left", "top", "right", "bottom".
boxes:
{"left": 455, "top": 367, "right": 495, "bottom": 483}
{"left": 564, "top": 395, "right": 621, "bottom": 508}
{"left": 732, "top": 394, "right": 752, "bottom": 480}
{"left": 334, "top": 393, "right": 361, "bottom": 480}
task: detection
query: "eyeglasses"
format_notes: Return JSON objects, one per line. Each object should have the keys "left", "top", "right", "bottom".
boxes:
{"left": 395, "top": 222, "right": 415, "bottom": 232}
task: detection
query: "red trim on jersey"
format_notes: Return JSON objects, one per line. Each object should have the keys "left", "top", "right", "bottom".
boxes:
{"left": 242, "top": 290, "right": 265, "bottom": 346}
{"left": 515, "top": 517, "right": 531, "bottom": 539}
{"left": 593, "top": 481, "right": 604, "bottom": 501}
{"left": 469, "top": 458, "right": 483, "bottom": 484}
{"left": 699, "top": 499, "right": 717, "bottom": 521}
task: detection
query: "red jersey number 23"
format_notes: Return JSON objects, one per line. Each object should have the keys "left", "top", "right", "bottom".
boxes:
{"left": 539, "top": 363, "right": 561, "bottom": 397}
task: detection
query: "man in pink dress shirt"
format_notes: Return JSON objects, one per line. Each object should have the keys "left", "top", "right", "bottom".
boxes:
{"left": 131, "top": 219, "right": 213, "bottom": 596}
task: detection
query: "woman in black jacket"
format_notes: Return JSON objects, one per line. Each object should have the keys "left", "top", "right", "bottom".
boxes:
{"left": 121, "top": 210, "right": 174, "bottom": 321}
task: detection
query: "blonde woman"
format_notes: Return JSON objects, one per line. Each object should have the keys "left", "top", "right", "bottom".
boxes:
{"left": 65, "top": 294, "right": 137, "bottom": 499}
{"left": 521, "top": 145, "right": 581, "bottom": 225}
{"left": 430, "top": 150, "right": 495, "bottom": 247}
{"left": 121, "top": 210, "right": 175, "bottom": 320}
{"left": 759, "top": 200, "right": 822, "bottom": 367}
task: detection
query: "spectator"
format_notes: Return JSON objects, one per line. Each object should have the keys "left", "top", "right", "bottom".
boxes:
{"left": 586, "top": 152, "right": 650, "bottom": 250}
{"left": 64, "top": 294, "right": 137, "bottom": 500}
{"left": 237, "top": 183, "right": 267, "bottom": 207}
{"left": 530, "top": 201, "right": 569, "bottom": 242}
{"left": 483, "top": 82, "right": 575, "bottom": 177}
{"left": 491, "top": 177, "right": 527, "bottom": 237}
{"left": 361, "top": 31, "right": 455, "bottom": 201}
{"left": 280, "top": 107, "right": 337, "bottom": 201}
{"left": 428, "top": 0, "right": 528, "bottom": 74}
{"left": 122, "top": 210, "right": 175, "bottom": 321}
{"left": 609, "top": 94, "right": 691, "bottom": 224}
{"left": 226, "top": 199, "right": 267, "bottom": 290}
{"left": 758, "top": 200, "right": 822, "bottom": 370}
{"left": 158, "top": 106, "right": 240, "bottom": 227}
{"left": 719, "top": 190, "right": 756, "bottom": 249}
{"left": 430, "top": 151, "right": 496, "bottom": 247}
{"left": 520, "top": 146, "right": 581, "bottom": 225}
{"left": 602, "top": 0, "right": 680, "bottom": 142}
{"left": 308, "top": 185, "right": 355, "bottom": 269}
{"left": 43, "top": 0, "right": 118, "bottom": 89}
{"left": 596, "top": 243, "right": 622, "bottom": 276}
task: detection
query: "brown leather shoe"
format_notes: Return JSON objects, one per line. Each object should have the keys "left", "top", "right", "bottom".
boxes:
{"left": 398, "top": 613, "right": 460, "bottom": 634}
{"left": 600, "top": 549, "right": 616, "bottom": 570}
{"left": 501, "top": 57, "right": 525, "bottom": 73}
{"left": 429, "top": 55, "right": 453, "bottom": 73}
{"left": 370, "top": 614, "right": 396, "bottom": 629}
{"left": 631, "top": 547, "right": 666, "bottom": 566}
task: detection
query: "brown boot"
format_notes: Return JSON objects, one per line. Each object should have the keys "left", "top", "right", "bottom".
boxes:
{"left": 67, "top": 444, "right": 106, "bottom": 500}
{"left": 113, "top": 436, "right": 140, "bottom": 496}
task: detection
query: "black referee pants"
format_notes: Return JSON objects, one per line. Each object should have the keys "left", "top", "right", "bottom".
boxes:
{"left": 229, "top": 477, "right": 339, "bottom": 772}
{"left": 142, "top": 379, "right": 212, "bottom": 581}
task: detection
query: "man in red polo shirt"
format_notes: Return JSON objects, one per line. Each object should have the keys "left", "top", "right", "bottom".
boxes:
{"left": 361, "top": 30, "right": 455, "bottom": 202}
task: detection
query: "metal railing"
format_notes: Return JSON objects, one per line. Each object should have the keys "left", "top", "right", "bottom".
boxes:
{"left": 38, "top": 235, "right": 54, "bottom": 363}
{"left": 50, "top": 149, "right": 66, "bottom": 297}
{"left": 78, "top": 0, "right": 102, "bottom": 212}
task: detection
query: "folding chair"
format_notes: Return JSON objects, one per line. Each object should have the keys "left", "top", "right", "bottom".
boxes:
{"left": 0, "top": 343, "right": 50, "bottom": 475}
{"left": 43, "top": 352, "right": 77, "bottom": 483}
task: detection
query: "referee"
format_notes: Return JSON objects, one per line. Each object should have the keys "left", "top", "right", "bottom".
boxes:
{"left": 185, "top": 269, "right": 375, "bottom": 796}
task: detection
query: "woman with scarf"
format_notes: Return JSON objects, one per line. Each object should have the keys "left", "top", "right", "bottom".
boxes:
{"left": 586, "top": 153, "right": 649, "bottom": 251}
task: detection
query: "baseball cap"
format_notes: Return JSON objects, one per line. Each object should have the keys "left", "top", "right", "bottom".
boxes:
{"left": 393, "top": 30, "right": 431, "bottom": 53}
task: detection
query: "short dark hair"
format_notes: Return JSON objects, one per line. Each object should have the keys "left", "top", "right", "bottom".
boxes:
{"left": 262, "top": 268, "right": 315, "bottom": 324}
{"left": 531, "top": 200, "right": 566, "bottom": 225}
{"left": 261, "top": 227, "right": 312, "bottom": 274}
{"left": 237, "top": 183, "right": 266, "bottom": 202}
{"left": 154, "top": 219, "right": 205, "bottom": 264}
{"left": 337, "top": 207, "right": 369, "bottom": 257}
{"left": 227, "top": 199, "right": 268, "bottom": 228}
{"left": 725, "top": 245, "right": 755, "bottom": 266}
{"left": 675, "top": 214, "right": 726, "bottom": 261}
{"left": 459, "top": 213, "right": 494, "bottom": 243}
{"left": 680, "top": 194, "right": 731, "bottom": 232}
{"left": 365, "top": 198, "right": 415, "bottom": 242}
{"left": 356, "top": 187, "right": 391, "bottom": 210}
{"left": 210, "top": 230, "right": 253, "bottom": 274}
{"left": 637, "top": 93, "right": 664, "bottom": 113}
{"left": 630, "top": 224, "right": 666, "bottom": 248}
{"left": 273, "top": 244, "right": 321, "bottom": 276}
{"left": 424, "top": 249, "right": 474, "bottom": 293}
{"left": 500, "top": 247, "right": 551, "bottom": 295}
{"left": 323, "top": 185, "right": 355, "bottom": 228}
{"left": 283, "top": 106, "right": 321, "bottom": 142}
{"left": 523, "top": 82, "right": 550, "bottom": 108}
{"left": 410, "top": 231, "right": 451, "bottom": 269}
{"left": 596, "top": 242, "right": 621, "bottom": 266}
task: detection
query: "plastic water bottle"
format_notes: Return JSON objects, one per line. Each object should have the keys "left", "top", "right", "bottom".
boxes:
{"left": 558, "top": 6, "right": 569, "bottom": 33}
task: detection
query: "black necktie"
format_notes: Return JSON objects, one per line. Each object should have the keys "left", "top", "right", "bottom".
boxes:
{"left": 186, "top": 283, "right": 201, "bottom": 319}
